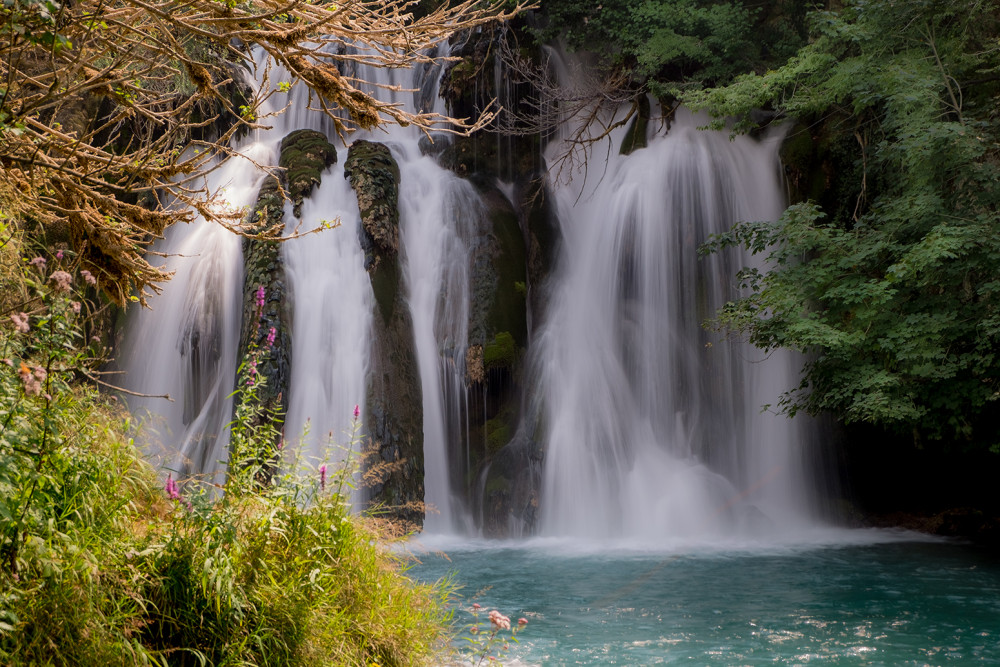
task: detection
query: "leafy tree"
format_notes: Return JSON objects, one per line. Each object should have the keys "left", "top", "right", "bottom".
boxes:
{"left": 0, "top": 0, "right": 520, "bottom": 304}
{"left": 539, "top": 0, "right": 812, "bottom": 93}
{"left": 693, "top": 0, "right": 1000, "bottom": 450}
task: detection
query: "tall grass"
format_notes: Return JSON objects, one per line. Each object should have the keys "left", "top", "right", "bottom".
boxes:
{"left": 0, "top": 228, "right": 453, "bottom": 666}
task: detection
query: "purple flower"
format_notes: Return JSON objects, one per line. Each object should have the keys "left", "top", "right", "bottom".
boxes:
{"left": 55, "top": 250, "right": 64, "bottom": 260}
{"left": 266, "top": 326, "right": 276, "bottom": 347}
{"left": 353, "top": 404, "right": 360, "bottom": 420}
{"left": 49, "top": 270, "right": 72, "bottom": 292}
{"left": 319, "top": 464, "right": 327, "bottom": 491}
{"left": 165, "top": 475, "right": 181, "bottom": 501}
{"left": 255, "top": 285, "right": 266, "bottom": 309}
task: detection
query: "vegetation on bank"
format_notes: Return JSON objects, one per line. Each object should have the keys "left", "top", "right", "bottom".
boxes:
{"left": 0, "top": 222, "right": 454, "bottom": 665}
{"left": 688, "top": 0, "right": 1000, "bottom": 452}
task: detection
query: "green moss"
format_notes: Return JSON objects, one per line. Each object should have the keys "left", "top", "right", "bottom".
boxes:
{"left": 484, "top": 206, "right": 528, "bottom": 348}
{"left": 345, "top": 141, "right": 401, "bottom": 254}
{"left": 279, "top": 129, "right": 337, "bottom": 216}
{"left": 485, "top": 417, "right": 511, "bottom": 455}
{"left": 483, "top": 331, "right": 517, "bottom": 371}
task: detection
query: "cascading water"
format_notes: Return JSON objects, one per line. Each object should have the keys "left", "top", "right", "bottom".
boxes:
{"left": 347, "top": 49, "right": 486, "bottom": 532}
{"left": 120, "top": 44, "right": 486, "bottom": 527}
{"left": 119, "top": 52, "right": 372, "bottom": 483}
{"left": 534, "top": 102, "right": 823, "bottom": 541}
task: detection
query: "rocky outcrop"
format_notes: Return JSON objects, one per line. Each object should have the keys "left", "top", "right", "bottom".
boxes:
{"left": 345, "top": 141, "right": 401, "bottom": 257}
{"left": 345, "top": 140, "right": 425, "bottom": 527}
{"left": 619, "top": 94, "right": 651, "bottom": 155}
{"left": 280, "top": 129, "right": 338, "bottom": 217}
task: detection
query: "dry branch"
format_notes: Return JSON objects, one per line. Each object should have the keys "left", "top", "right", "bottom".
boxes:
{"left": 0, "top": 0, "right": 526, "bottom": 304}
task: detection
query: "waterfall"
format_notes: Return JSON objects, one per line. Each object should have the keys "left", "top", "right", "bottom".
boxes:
{"left": 535, "top": 102, "right": 822, "bottom": 541}
{"left": 119, "top": 52, "right": 370, "bottom": 484}
{"left": 118, "top": 37, "right": 827, "bottom": 539}
{"left": 347, "top": 49, "right": 485, "bottom": 533}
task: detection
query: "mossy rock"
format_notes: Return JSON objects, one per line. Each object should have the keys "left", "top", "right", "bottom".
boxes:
{"left": 279, "top": 129, "right": 338, "bottom": 217}
{"left": 344, "top": 141, "right": 400, "bottom": 255}
{"left": 483, "top": 331, "right": 517, "bottom": 372}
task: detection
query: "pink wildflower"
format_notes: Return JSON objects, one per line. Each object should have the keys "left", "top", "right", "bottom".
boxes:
{"left": 488, "top": 610, "right": 510, "bottom": 631}
{"left": 29, "top": 256, "right": 46, "bottom": 268}
{"left": 470, "top": 625, "right": 478, "bottom": 635}
{"left": 80, "top": 269, "right": 97, "bottom": 286}
{"left": 353, "top": 404, "right": 360, "bottom": 420}
{"left": 49, "top": 270, "right": 72, "bottom": 292}
{"left": 19, "top": 363, "right": 41, "bottom": 396}
{"left": 518, "top": 617, "right": 528, "bottom": 627}
{"left": 165, "top": 475, "right": 181, "bottom": 501}
{"left": 266, "top": 326, "right": 276, "bottom": 347}
{"left": 55, "top": 250, "right": 64, "bottom": 260}
{"left": 319, "top": 464, "right": 327, "bottom": 491}
{"left": 471, "top": 603, "right": 481, "bottom": 611}
{"left": 255, "top": 285, "right": 266, "bottom": 309}
{"left": 10, "top": 312, "right": 29, "bottom": 333}
{"left": 70, "top": 301, "right": 81, "bottom": 314}
{"left": 32, "top": 367, "right": 46, "bottom": 383}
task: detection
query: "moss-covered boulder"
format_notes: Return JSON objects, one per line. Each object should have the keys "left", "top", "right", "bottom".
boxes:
{"left": 344, "top": 140, "right": 400, "bottom": 257}
{"left": 238, "top": 175, "right": 291, "bottom": 472}
{"left": 279, "top": 129, "right": 338, "bottom": 217}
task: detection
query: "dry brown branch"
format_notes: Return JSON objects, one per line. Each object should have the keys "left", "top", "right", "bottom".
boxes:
{"left": 1, "top": 0, "right": 527, "bottom": 304}
{"left": 495, "top": 34, "right": 640, "bottom": 186}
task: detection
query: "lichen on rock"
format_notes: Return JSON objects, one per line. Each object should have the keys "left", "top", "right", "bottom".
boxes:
{"left": 278, "top": 129, "right": 338, "bottom": 217}
{"left": 344, "top": 140, "right": 401, "bottom": 256}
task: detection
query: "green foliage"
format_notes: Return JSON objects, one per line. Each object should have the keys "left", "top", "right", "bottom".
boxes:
{"left": 0, "top": 244, "right": 453, "bottom": 665}
{"left": 540, "top": 0, "right": 812, "bottom": 91}
{"left": 697, "top": 1, "right": 1000, "bottom": 450}
{"left": 483, "top": 331, "right": 517, "bottom": 371}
